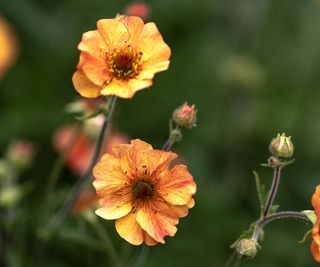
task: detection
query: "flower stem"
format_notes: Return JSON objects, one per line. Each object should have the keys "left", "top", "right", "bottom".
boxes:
{"left": 263, "top": 166, "right": 281, "bottom": 217}
{"left": 225, "top": 250, "right": 242, "bottom": 267}
{"left": 49, "top": 96, "right": 117, "bottom": 231}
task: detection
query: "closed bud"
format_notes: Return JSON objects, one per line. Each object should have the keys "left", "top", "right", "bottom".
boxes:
{"left": 172, "top": 103, "right": 197, "bottom": 129}
{"left": 269, "top": 133, "right": 294, "bottom": 158}
{"left": 236, "top": 239, "right": 257, "bottom": 258}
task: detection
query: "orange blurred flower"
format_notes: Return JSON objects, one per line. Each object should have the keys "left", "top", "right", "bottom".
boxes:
{"left": 93, "top": 139, "right": 196, "bottom": 245}
{"left": 311, "top": 185, "right": 320, "bottom": 262}
{"left": 53, "top": 119, "right": 129, "bottom": 175}
{"left": 72, "top": 15, "right": 171, "bottom": 99}
{"left": 125, "top": 2, "right": 150, "bottom": 20}
{"left": 0, "top": 16, "right": 18, "bottom": 80}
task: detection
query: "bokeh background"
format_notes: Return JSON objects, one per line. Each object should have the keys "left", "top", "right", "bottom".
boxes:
{"left": 1, "top": 0, "right": 320, "bottom": 266}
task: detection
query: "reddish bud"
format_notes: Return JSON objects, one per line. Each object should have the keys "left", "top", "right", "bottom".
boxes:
{"left": 172, "top": 103, "right": 197, "bottom": 129}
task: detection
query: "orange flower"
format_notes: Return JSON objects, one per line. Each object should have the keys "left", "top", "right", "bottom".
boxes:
{"left": 0, "top": 16, "right": 18, "bottom": 79}
{"left": 53, "top": 122, "right": 129, "bottom": 175}
{"left": 72, "top": 15, "right": 171, "bottom": 99}
{"left": 93, "top": 139, "right": 196, "bottom": 245}
{"left": 311, "top": 185, "right": 320, "bottom": 262}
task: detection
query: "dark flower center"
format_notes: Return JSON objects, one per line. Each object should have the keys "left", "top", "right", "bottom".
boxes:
{"left": 132, "top": 179, "right": 154, "bottom": 200}
{"left": 107, "top": 43, "right": 142, "bottom": 80}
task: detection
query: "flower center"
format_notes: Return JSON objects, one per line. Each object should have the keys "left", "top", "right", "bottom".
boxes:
{"left": 107, "top": 43, "right": 142, "bottom": 80}
{"left": 132, "top": 179, "right": 154, "bottom": 200}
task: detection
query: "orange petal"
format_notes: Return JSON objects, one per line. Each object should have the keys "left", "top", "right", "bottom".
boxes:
{"left": 97, "top": 19, "right": 129, "bottom": 48}
{"left": 115, "top": 212, "right": 144, "bottom": 245}
{"left": 79, "top": 52, "right": 110, "bottom": 86}
{"left": 100, "top": 79, "right": 133, "bottom": 98}
{"left": 78, "top": 30, "right": 106, "bottom": 60}
{"left": 186, "top": 197, "right": 195, "bottom": 209}
{"left": 72, "top": 70, "right": 101, "bottom": 98}
{"left": 311, "top": 240, "right": 320, "bottom": 262}
{"left": 136, "top": 22, "right": 171, "bottom": 73}
{"left": 95, "top": 195, "right": 132, "bottom": 220}
{"left": 158, "top": 165, "right": 196, "bottom": 205}
{"left": 136, "top": 200, "right": 181, "bottom": 243}
{"left": 93, "top": 153, "right": 130, "bottom": 191}
{"left": 313, "top": 222, "right": 320, "bottom": 246}
{"left": 312, "top": 185, "right": 320, "bottom": 218}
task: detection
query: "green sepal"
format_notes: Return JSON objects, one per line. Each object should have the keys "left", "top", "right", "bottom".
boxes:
{"left": 230, "top": 223, "right": 255, "bottom": 249}
{"left": 299, "top": 229, "right": 313, "bottom": 243}
{"left": 302, "top": 210, "right": 317, "bottom": 225}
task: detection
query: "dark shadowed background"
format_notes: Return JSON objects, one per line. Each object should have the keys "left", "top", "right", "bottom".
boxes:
{"left": 1, "top": 0, "right": 320, "bottom": 266}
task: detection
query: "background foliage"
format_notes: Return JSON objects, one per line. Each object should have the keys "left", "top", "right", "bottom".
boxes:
{"left": 1, "top": 0, "right": 320, "bottom": 266}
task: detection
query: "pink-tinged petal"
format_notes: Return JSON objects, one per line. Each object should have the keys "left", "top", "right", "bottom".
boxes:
{"left": 95, "top": 195, "right": 132, "bottom": 220}
{"left": 136, "top": 200, "right": 181, "bottom": 243}
{"left": 144, "top": 232, "right": 158, "bottom": 246}
{"left": 158, "top": 165, "right": 196, "bottom": 205}
{"left": 115, "top": 212, "right": 144, "bottom": 245}
{"left": 312, "top": 185, "right": 320, "bottom": 218}
{"left": 78, "top": 30, "right": 106, "bottom": 60}
{"left": 80, "top": 52, "right": 110, "bottom": 86}
{"left": 72, "top": 70, "right": 101, "bottom": 98}
{"left": 97, "top": 19, "right": 129, "bottom": 48}
{"left": 120, "top": 16, "right": 144, "bottom": 44}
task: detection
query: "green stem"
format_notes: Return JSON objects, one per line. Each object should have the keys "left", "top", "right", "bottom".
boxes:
{"left": 263, "top": 166, "right": 281, "bottom": 217}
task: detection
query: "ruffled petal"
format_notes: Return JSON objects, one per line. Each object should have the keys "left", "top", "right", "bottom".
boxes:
{"left": 97, "top": 19, "right": 129, "bottom": 48}
{"left": 136, "top": 200, "right": 184, "bottom": 243}
{"left": 157, "top": 164, "right": 196, "bottom": 205}
{"left": 95, "top": 195, "right": 132, "bottom": 220}
{"left": 100, "top": 79, "right": 134, "bottom": 98}
{"left": 72, "top": 70, "right": 101, "bottom": 98}
{"left": 115, "top": 212, "right": 144, "bottom": 245}
{"left": 312, "top": 185, "right": 320, "bottom": 218}
{"left": 312, "top": 240, "right": 320, "bottom": 262}
{"left": 120, "top": 16, "right": 144, "bottom": 44}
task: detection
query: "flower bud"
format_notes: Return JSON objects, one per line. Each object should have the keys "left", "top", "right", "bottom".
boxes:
{"left": 125, "top": 2, "right": 150, "bottom": 20}
{"left": 6, "top": 140, "right": 35, "bottom": 170}
{"left": 236, "top": 239, "right": 257, "bottom": 258}
{"left": 269, "top": 133, "right": 294, "bottom": 158}
{"left": 172, "top": 103, "right": 197, "bottom": 129}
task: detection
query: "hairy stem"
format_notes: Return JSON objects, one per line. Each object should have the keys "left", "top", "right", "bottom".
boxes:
{"left": 263, "top": 166, "right": 281, "bottom": 217}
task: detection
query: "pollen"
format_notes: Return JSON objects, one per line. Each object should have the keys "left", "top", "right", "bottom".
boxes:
{"left": 132, "top": 178, "right": 154, "bottom": 200}
{"left": 107, "top": 43, "right": 142, "bottom": 80}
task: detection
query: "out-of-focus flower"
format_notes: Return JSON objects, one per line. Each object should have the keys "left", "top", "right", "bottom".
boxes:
{"left": 172, "top": 103, "right": 197, "bottom": 129}
{"left": 311, "top": 185, "right": 320, "bottom": 262}
{"left": 0, "top": 16, "right": 18, "bottom": 80}
{"left": 93, "top": 139, "right": 196, "bottom": 245}
{"left": 6, "top": 140, "right": 35, "bottom": 170}
{"left": 72, "top": 15, "right": 171, "bottom": 99}
{"left": 125, "top": 2, "right": 150, "bottom": 20}
{"left": 219, "top": 55, "right": 265, "bottom": 90}
{"left": 53, "top": 120, "right": 129, "bottom": 175}
{"left": 269, "top": 133, "right": 294, "bottom": 158}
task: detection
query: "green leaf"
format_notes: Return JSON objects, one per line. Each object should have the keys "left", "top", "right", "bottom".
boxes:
{"left": 302, "top": 210, "right": 317, "bottom": 225}
{"left": 253, "top": 171, "right": 266, "bottom": 216}
{"left": 269, "top": 204, "right": 280, "bottom": 214}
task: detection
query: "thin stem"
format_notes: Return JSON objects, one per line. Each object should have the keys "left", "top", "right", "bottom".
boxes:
{"left": 263, "top": 166, "right": 281, "bottom": 217}
{"left": 127, "top": 245, "right": 149, "bottom": 267}
{"left": 224, "top": 250, "right": 242, "bottom": 267}
{"left": 259, "top": 211, "right": 309, "bottom": 227}
{"left": 49, "top": 96, "right": 117, "bottom": 231}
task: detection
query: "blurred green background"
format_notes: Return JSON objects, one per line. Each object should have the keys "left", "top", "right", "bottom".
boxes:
{"left": 1, "top": 0, "right": 320, "bottom": 266}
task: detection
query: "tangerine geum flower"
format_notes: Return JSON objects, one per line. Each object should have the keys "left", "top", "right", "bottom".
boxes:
{"left": 72, "top": 15, "right": 171, "bottom": 99}
{"left": 311, "top": 185, "right": 320, "bottom": 262}
{"left": 0, "top": 16, "right": 18, "bottom": 80}
{"left": 93, "top": 139, "right": 196, "bottom": 245}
